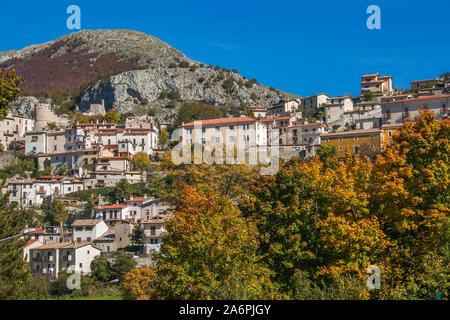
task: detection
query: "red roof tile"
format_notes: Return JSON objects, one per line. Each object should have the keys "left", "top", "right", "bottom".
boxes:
{"left": 94, "top": 204, "right": 128, "bottom": 210}
{"left": 381, "top": 94, "right": 450, "bottom": 105}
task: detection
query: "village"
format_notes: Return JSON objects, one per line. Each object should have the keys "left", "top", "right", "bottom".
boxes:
{"left": 0, "top": 71, "right": 449, "bottom": 280}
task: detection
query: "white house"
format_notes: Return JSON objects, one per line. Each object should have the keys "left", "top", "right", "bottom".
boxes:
{"left": 25, "top": 131, "right": 47, "bottom": 155}
{"left": 60, "top": 242, "right": 102, "bottom": 275}
{"left": 125, "top": 195, "right": 155, "bottom": 221}
{"left": 94, "top": 204, "right": 130, "bottom": 225}
{"left": 71, "top": 219, "right": 109, "bottom": 243}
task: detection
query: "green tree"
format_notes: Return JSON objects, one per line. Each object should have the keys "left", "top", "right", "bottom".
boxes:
{"left": 91, "top": 255, "right": 114, "bottom": 282}
{"left": 174, "top": 101, "right": 223, "bottom": 127}
{"left": 0, "top": 69, "right": 24, "bottom": 120}
{"left": 112, "top": 251, "right": 137, "bottom": 281}
{"left": 114, "top": 179, "right": 131, "bottom": 202}
{"left": 43, "top": 200, "right": 68, "bottom": 235}
{"left": 0, "top": 181, "right": 41, "bottom": 299}
{"left": 130, "top": 225, "right": 144, "bottom": 246}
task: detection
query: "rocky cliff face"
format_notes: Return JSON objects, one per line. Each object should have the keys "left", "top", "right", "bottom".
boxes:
{"left": 78, "top": 66, "right": 284, "bottom": 114}
{"left": 1, "top": 29, "right": 298, "bottom": 118}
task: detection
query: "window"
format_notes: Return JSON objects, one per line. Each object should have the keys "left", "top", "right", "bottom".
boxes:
{"left": 150, "top": 226, "right": 156, "bottom": 236}
{"left": 202, "top": 127, "right": 206, "bottom": 133}
{"left": 388, "top": 131, "right": 392, "bottom": 137}
{"left": 354, "top": 137, "right": 358, "bottom": 141}
{"left": 215, "top": 137, "right": 220, "bottom": 143}
{"left": 201, "top": 138, "right": 206, "bottom": 145}
{"left": 79, "top": 263, "right": 83, "bottom": 268}
{"left": 339, "top": 138, "right": 343, "bottom": 142}
{"left": 31, "top": 136, "right": 38, "bottom": 142}
{"left": 229, "top": 125, "right": 234, "bottom": 130}
{"left": 215, "top": 126, "right": 220, "bottom": 132}
{"left": 229, "top": 136, "right": 234, "bottom": 142}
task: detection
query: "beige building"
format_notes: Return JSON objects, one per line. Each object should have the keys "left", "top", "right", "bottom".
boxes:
{"left": 0, "top": 113, "right": 34, "bottom": 149}
{"left": 180, "top": 116, "right": 268, "bottom": 148}
{"left": 267, "top": 99, "right": 301, "bottom": 116}
{"left": 301, "top": 94, "right": 330, "bottom": 110}
{"left": 93, "top": 221, "right": 134, "bottom": 253}
{"left": 361, "top": 73, "right": 393, "bottom": 94}
{"left": 382, "top": 94, "right": 450, "bottom": 125}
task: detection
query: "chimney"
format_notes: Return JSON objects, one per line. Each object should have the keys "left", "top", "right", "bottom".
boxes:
{"left": 116, "top": 200, "right": 119, "bottom": 204}
{"left": 130, "top": 195, "right": 133, "bottom": 201}
{"left": 144, "top": 194, "right": 147, "bottom": 199}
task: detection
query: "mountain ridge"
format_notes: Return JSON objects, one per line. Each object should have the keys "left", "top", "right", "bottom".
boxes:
{"left": 1, "top": 29, "right": 299, "bottom": 118}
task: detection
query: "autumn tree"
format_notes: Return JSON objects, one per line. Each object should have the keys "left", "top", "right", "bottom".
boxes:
{"left": 131, "top": 152, "right": 150, "bottom": 173}
{"left": 240, "top": 155, "right": 389, "bottom": 298}
{"left": 158, "top": 128, "right": 170, "bottom": 148}
{"left": 104, "top": 110, "right": 120, "bottom": 123}
{"left": 151, "top": 185, "right": 276, "bottom": 299}
{"left": 0, "top": 69, "right": 24, "bottom": 120}
{"left": 369, "top": 110, "right": 450, "bottom": 298}
{"left": 121, "top": 268, "right": 158, "bottom": 300}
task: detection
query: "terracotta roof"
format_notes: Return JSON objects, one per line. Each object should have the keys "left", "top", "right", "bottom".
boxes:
{"left": 126, "top": 196, "right": 154, "bottom": 203}
{"left": 124, "top": 131, "right": 150, "bottom": 135}
{"left": 182, "top": 117, "right": 257, "bottom": 127}
{"left": 411, "top": 79, "right": 437, "bottom": 83}
{"left": 39, "top": 149, "right": 100, "bottom": 157}
{"left": 382, "top": 123, "right": 404, "bottom": 129}
{"left": 39, "top": 176, "right": 65, "bottom": 180}
{"left": 261, "top": 116, "right": 291, "bottom": 122}
{"left": 141, "top": 216, "right": 170, "bottom": 224}
{"left": 22, "top": 239, "right": 39, "bottom": 249}
{"left": 20, "top": 227, "right": 44, "bottom": 234}
{"left": 381, "top": 94, "right": 450, "bottom": 105}
{"left": 72, "top": 219, "right": 103, "bottom": 227}
{"left": 94, "top": 204, "right": 128, "bottom": 210}
{"left": 99, "top": 156, "right": 128, "bottom": 160}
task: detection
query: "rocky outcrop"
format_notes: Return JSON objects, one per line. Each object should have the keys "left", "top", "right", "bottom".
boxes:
{"left": 78, "top": 66, "right": 284, "bottom": 114}
{"left": 9, "top": 96, "right": 39, "bottom": 117}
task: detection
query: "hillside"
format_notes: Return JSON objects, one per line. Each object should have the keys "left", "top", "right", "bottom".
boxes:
{"left": 0, "top": 29, "right": 299, "bottom": 117}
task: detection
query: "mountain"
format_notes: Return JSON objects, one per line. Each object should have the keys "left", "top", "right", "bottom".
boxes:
{"left": 0, "top": 29, "right": 299, "bottom": 117}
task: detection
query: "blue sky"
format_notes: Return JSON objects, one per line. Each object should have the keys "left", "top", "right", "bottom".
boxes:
{"left": 1, "top": 0, "right": 449, "bottom": 97}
